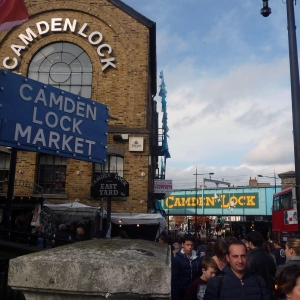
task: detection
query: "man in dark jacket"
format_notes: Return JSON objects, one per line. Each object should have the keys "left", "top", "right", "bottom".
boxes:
{"left": 272, "top": 241, "right": 286, "bottom": 266}
{"left": 246, "top": 231, "right": 276, "bottom": 299}
{"left": 204, "top": 240, "right": 270, "bottom": 300}
{"left": 171, "top": 234, "right": 202, "bottom": 300}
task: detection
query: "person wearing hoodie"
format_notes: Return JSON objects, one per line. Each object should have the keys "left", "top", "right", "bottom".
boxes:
{"left": 171, "top": 234, "right": 202, "bottom": 300}
{"left": 276, "top": 238, "right": 300, "bottom": 277}
{"left": 204, "top": 240, "right": 270, "bottom": 300}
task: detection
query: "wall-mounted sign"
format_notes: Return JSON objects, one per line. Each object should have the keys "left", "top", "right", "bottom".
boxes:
{"left": 0, "top": 70, "right": 108, "bottom": 163}
{"left": 284, "top": 210, "right": 298, "bottom": 225}
{"left": 3, "top": 18, "right": 116, "bottom": 71}
{"left": 129, "top": 137, "right": 144, "bottom": 152}
{"left": 164, "top": 193, "right": 259, "bottom": 209}
{"left": 90, "top": 173, "right": 129, "bottom": 198}
{"left": 154, "top": 180, "right": 172, "bottom": 193}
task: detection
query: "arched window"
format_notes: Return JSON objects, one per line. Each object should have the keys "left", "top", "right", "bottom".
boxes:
{"left": 94, "top": 155, "right": 124, "bottom": 180}
{"left": 28, "top": 43, "right": 92, "bottom": 194}
{"left": 28, "top": 42, "right": 93, "bottom": 98}
{"left": 37, "top": 155, "right": 66, "bottom": 194}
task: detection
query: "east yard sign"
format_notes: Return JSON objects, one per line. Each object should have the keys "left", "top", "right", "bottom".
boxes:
{"left": 160, "top": 187, "right": 274, "bottom": 216}
{"left": 0, "top": 70, "right": 108, "bottom": 163}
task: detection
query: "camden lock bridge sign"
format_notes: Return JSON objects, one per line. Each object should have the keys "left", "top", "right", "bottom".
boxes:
{"left": 0, "top": 70, "right": 108, "bottom": 163}
{"left": 90, "top": 173, "right": 129, "bottom": 198}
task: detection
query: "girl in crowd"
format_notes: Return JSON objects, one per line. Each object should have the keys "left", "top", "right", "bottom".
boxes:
{"left": 276, "top": 238, "right": 300, "bottom": 277}
{"left": 211, "top": 239, "right": 228, "bottom": 274}
{"left": 275, "top": 264, "right": 300, "bottom": 300}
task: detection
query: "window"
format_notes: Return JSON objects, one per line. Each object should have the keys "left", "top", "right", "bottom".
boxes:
{"left": 94, "top": 155, "right": 124, "bottom": 180}
{"left": 38, "top": 155, "right": 66, "bottom": 194}
{"left": 273, "top": 191, "right": 293, "bottom": 211}
{"left": 28, "top": 43, "right": 92, "bottom": 193}
{"left": 0, "top": 152, "right": 10, "bottom": 184}
{"left": 28, "top": 42, "right": 93, "bottom": 98}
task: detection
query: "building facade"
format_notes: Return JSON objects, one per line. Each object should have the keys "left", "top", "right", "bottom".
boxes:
{"left": 0, "top": 0, "right": 163, "bottom": 223}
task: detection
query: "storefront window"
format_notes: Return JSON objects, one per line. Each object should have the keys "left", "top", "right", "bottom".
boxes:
{"left": 94, "top": 155, "right": 124, "bottom": 179}
{"left": 28, "top": 42, "right": 93, "bottom": 98}
{"left": 0, "top": 152, "right": 10, "bottom": 186}
{"left": 38, "top": 155, "right": 66, "bottom": 194}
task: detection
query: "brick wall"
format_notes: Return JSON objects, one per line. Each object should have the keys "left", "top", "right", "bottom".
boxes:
{"left": 0, "top": 0, "right": 156, "bottom": 213}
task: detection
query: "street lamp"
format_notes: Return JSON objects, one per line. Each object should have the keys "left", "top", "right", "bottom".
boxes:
{"left": 260, "top": 0, "right": 300, "bottom": 237}
{"left": 257, "top": 174, "right": 279, "bottom": 193}
{"left": 193, "top": 169, "right": 214, "bottom": 236}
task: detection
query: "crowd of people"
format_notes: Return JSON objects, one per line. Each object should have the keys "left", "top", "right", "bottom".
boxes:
{"left": 160, "top": 231, "right": 300, "bottom": 300}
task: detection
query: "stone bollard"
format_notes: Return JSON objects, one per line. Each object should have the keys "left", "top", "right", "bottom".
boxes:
{"left": 8, "top": 239, "right": 171, "bottom": 300}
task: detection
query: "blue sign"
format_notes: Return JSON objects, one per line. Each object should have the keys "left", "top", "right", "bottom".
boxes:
{"left": 0, "top": 70, "right": 108, "bottom": 163}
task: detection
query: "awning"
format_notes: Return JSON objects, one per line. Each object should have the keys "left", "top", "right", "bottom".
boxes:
{"left": 110, "top": 213, "right": 166, "bottom": 236}
{"left": 43, "top": 202, "right": 105, "bottom": 216}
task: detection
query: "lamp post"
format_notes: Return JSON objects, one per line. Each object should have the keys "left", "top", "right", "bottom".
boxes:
{"left": 257, "top": 173, "right": 279, "bottom": 193}
{"left": 193, "top": 169, "right": 214, "bottom": 236}
{"left": 260, "top": 0, "right": 300, "bottom": 237}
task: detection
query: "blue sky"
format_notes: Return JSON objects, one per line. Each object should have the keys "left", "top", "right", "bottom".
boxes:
{"left": 123, "top": 0, "right": 297, "bottom": 189}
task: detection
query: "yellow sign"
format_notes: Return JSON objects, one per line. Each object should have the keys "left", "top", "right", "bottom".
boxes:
{"left": 164, "top": 193, "right": 259, "bottom": 209}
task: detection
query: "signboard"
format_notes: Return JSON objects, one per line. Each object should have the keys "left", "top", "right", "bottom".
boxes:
{"left": 129, "top": 137, "right": 144, "bottom": 151}
{"left": 90, "top": 173, "right": 129, "bottom": 198}
{"left": 154, "top": 179, "right": 172, "bottom": 193}
{"left": 0, "top": 70, "right": 108, "bottom": 163}
{"left": 164, "top": 192, "right": 259, "bottom": 209}
{"left": 284, "top": 209, "right": 298, "bottom": 225}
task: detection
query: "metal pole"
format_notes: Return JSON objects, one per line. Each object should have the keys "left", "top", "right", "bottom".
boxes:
{"left": 202, "top": 178, "right": 205, "bottom": 215}
{"left": 106, "top": 195, "right": 112, "bottom": 236}
{"left": 195, "top": 167, "right": 198, "bottom": 236}
{"left": 5, "top": 148, "right": 17, "bottom": 230}
{"left": 286, "top": 0, "right": 300, "bottom": 238}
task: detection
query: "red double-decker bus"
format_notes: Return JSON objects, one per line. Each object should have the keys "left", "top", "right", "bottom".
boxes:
{"left": 272, "top": 187, "right": 298, "bottom": 244}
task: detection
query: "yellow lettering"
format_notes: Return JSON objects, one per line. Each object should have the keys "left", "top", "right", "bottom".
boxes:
{"left": 238, "top": 196, "right": 246, "bottom": 206}
{"left": 199, "top": 197, "right": 203, "bottom": 206}
{"left": 247, "top": 196, "right": 256, "bottom": 206}
{"left": 165, "top": 196, "right": 174, "bottom": 209}
{"left": 191, "top": 197, "right": 196, "bottom": 206}
{"left": 206, "top": 197, "right": 214, "bottom": 206}
{"left": 174, "top": 197, "right": 182, "bottom": 207}
{"left": 222, "top": 196, "right": 229, "bottom": 208}
{"left": 185, "top": 198, "right": 191, "bottom": 207}
{"left": 230, "top": 196, "right": 238, "bottom": 206}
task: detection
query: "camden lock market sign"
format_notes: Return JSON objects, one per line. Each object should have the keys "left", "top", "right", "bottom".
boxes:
{"left": 90, "top": 173, "right": 129, "bottom": 198}
{"left": 164, "top": 193, "right": 259, "bottom": 209}
{"left": 0, "top": 70, "right": 108, "bottom": 163}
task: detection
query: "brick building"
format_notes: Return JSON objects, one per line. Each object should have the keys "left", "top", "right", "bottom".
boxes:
{"left": 0, "top": 0, "right": 164, "bottom": 224}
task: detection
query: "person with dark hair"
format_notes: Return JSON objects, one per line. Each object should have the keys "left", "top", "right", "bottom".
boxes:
{"left": 197, "top": 239, "right": 207, "bottom": 257}
{"left": 275, "top": 264, "right": 300, "bottom": 300}
{"left": 171, "top": 234, "right": 202, "bottom": 300}
{"left": 204, "top": 242, "right": 215, "bottom": 258}
{"left": 272, "top": 241, "right": 286, "bottom": 266}
{"left": 158, "top": 235, "right": 167, "bottom": 244}
{"left": 262, "top": 241, "right": 276, "bottom": 264}
{"left": 245, "top": 231, "right": 276, "bottom": 299}
{"left": 204, "top": 240, "right": 270, "bottom": 300}
{"left": 184, "top": 256, "right": 217, "bottom": 300}
{"left": 173, "top": 236, "right": 181, "bottom": 256}
{"left": 212, "top": 239, "right": 228, "bottom": 273}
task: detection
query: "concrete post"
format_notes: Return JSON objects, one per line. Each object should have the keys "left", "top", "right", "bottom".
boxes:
{"left": 8, "top": 239, "right": 171, "bottom": 299}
